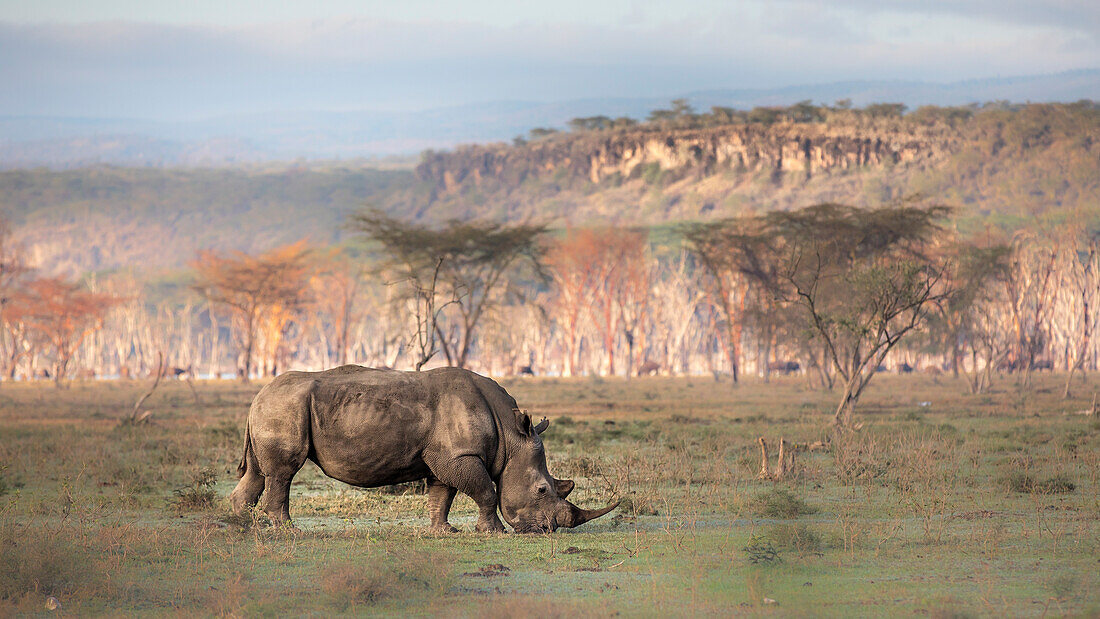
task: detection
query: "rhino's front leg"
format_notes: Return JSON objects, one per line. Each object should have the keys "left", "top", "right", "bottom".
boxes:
{"left": 427, "top": 478, "right": 458, "bottom": 533}
{"left": 430, "top": 455, "right": 506, "bottom": 533}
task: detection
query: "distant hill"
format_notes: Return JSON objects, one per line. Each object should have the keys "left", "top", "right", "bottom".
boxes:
{"left": 0, "top": 164, "right": 415, "bottom": 276}
{"left": 416, "top": 101, "right": 1100, "bottom": 232}
{"left": 1, "top": 70, "right": 1097, "bottom": 168}
{"left": 2, "top": 101, "right": 1097, "bottom": 276}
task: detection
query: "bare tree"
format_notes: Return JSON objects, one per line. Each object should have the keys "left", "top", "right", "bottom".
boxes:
{"left": 544, "top": 229, "right": 601, "bottom": 376}
{"left": 929, "top": 242, "right": 1013, "bottom": 393}
{"left": 684, "top": 217, "right": 773, "bottom": 383}
{"left": 1003, "top": 232, "right": 1058, "bottom": 387}
{"left": 0, "top": 217, "right": 31, "bottom": 383}
{"left": 1050, "top": 225, "right": 1100, "bottom": 398}
{"left": 312, "top": 251, "right": 369, "bottom": 367}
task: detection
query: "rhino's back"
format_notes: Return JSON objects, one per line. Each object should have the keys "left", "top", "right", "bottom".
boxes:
{"left": 253, "top": 366, "right": 500, "bottom": 487}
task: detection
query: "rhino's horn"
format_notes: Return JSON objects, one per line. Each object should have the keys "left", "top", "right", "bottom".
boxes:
{"left": 533, "top": 417, "right": 549, "bottom": 434}
{"left": 562, "top": 499, "right": 620, "bottom": 528}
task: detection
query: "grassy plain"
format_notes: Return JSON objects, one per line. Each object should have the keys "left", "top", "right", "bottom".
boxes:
{"left": 1, "top": 372, "right": 1098, "bottom": 616}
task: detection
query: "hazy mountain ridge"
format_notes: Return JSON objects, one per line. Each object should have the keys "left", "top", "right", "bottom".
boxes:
{"left": 2, "top": 70, "right": 1097, "bottom": 168}
{"left": 2, "top": 100, "right": 1097, "bottom": 276}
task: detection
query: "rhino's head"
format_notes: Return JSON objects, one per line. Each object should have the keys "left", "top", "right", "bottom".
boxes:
{"left": 498, "top": 412, "right": 619, "bottom": 533}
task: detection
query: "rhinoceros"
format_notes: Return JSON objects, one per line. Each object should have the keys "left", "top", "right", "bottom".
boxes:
{"left": 229, "top": 365, "right": 618, "bottom": 533}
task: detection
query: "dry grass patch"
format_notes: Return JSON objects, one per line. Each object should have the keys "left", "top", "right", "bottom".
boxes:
{"left": 320, "top": 547, "right": 453, "bottom": 608}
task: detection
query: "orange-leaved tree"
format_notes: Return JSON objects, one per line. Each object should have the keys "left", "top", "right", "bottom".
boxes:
{"left": 7, "top": 277, "right": 119, "bottom": 386}
{"left": 191, "top": 241, "right": 314, "bottom": 382}
{"left": 546, "top": 227, "right": 650, "bottom": 376}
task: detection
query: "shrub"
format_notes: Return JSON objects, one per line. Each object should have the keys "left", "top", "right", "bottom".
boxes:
{"left": 767, "top": 523, "right": 824, "bottom": 554}
{"left": 752, "top": 488, "right": 818, "bottom": 518}
{"left": 171, "top": 468, "right": 217, "bottom": 510}
{"left": 1005, "top": 473, "right": 1075, "bottom": 494}
{"left": 742, "top": 534, "right": 781, "bottom": 565}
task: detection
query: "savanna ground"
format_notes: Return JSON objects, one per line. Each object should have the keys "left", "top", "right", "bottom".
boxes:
{"left": 1, "top": 372, "right": 1098, "bottom": 617}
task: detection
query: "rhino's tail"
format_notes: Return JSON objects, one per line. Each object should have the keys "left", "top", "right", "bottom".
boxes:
{"left": 237, "top": 419, "right": 253, "bottom": 479}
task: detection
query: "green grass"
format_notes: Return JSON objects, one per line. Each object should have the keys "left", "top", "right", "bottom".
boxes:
{"left": 0, "top": 373, "right": 1098, "bottom": 615}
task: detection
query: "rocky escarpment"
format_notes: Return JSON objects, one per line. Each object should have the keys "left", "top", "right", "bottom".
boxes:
{"left": 417, "top": 120, "right": 960, "bottom": 193}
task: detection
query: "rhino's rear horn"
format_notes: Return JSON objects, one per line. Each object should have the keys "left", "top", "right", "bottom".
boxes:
{"left": 562, "top": 499, "right": 620, "bottom": 528}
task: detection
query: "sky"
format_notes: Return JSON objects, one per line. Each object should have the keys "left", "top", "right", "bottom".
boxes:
{"left": 2, "top": 0, "right": 1098, "bottom": 119}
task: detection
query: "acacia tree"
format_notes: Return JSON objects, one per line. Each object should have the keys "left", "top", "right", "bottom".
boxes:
{"left": 700, "top": 203, "right": 952, "bottom": 425}
{"left": 191, "top": 241, "right": 314, "bottom": 383}
{"left": 546, "top": 227, "right": 648, "bottom": 376}
{"left": 352, "top": 210, "right": 544, "bottom": 369}
{"left": 775, "top": 204, "right": 951, "bottom": 426}
{"left": 8, "top": 277, "right": 119, "bottom": 386}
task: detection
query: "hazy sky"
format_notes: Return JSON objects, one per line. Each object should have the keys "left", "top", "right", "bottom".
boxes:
{"left": 2, "top": 0, "right": 1098, "bottom": 119}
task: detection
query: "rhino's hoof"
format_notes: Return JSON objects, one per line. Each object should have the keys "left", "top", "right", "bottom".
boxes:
{"left": 429, "top": 523, "right": 459, "bottom": 534}
{"left": 271, "top": 521, "right": 301, "bottom": 535}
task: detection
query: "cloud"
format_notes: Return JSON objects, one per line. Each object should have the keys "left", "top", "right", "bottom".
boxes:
{"left": 0, "top": 8, "right": 1096, "bottom": 119}
{"left": 814, "top": 0, "right": 1100, "bottom": 35}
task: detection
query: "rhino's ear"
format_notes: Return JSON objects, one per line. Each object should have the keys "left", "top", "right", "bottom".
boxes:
{"left": 554, "top": 478, "right": 575, "bottom": 498}
{"left": 533, "top": 417, "right": 549, "bottom": 435}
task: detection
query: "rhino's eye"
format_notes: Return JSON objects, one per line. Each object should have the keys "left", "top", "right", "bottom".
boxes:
{"left": 537, "top": 486, "right": 547, "bottom": 494}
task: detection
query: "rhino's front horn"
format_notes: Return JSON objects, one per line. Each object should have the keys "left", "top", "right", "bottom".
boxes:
{"left": 561, "top": 499, "right": 620, "bottom": 528}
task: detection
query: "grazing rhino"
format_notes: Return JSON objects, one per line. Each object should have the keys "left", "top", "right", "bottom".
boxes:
{"left": 230, "top": 365, "right": 618, "bottom": 533}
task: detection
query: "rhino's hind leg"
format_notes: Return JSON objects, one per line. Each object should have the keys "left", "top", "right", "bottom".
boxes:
{"left": 262, "top": 476, "right": 294, "bottom": 525}
{"left": 230, "top": 470, "right": 265, "bottom": 515}
{"left": 429, "top": 455, "right": 506, "bottom": 533}
{"left": 427, "top": 479, "right": 459, "bottom": 533}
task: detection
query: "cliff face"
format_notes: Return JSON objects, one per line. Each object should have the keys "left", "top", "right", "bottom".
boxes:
{"left": 418, "top": 121, "right": 956, "bottom": 193}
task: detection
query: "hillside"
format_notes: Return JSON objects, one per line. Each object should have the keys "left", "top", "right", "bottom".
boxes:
{"left": 2, "top": 101, "right": 1098, "bottom": 275}
{"left": 0, "top": 164, "right": 416, "bottom": 275}
{"left": 417, "top": 102, "right": 1100, "bottom": 231}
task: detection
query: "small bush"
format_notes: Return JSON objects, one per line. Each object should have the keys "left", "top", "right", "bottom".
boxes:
{"left": 172, "top": 468, "right": 217, "bottom": 510}
{"left": 742, "top": 534, "right": 781, "bottom": 565}
{"left": 767, "top": 523, "right": 824, "bottom": 554}
{"left": 753, "top": 488, "right": 818, "bottom": 518}
{"left": 1005, "top": 473, "right": 1075, "bottom": 494}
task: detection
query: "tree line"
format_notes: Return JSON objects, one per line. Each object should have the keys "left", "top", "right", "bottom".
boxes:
{"left": 517, "top": 99, "right": 1098, "bottom": 144}
{"left": 5, "top": 205, "right": 1100, "bottom": 422}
